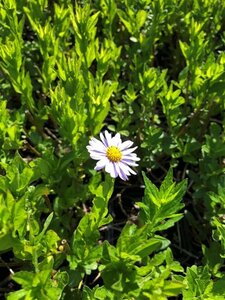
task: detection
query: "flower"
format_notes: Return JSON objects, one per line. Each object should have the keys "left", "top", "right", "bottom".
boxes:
{"left": 87, "top": 130, "right": 140, "bottom": 181}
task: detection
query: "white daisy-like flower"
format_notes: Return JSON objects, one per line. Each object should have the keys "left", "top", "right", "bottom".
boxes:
{"left": 87, "top": 130, "right": 140, "bottom": 181}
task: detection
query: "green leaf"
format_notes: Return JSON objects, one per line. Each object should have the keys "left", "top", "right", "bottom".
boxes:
{"left": 139, "top": 170, "right": 187, "bottom": 233}
{"left": 117, "top": 223, "right": 166, "bottom": 261}
{"left": 7, "top": 289, "right": 27, "bottom": 300}
{"left": 35, "top": 212, "right": 54, "bottom": 243}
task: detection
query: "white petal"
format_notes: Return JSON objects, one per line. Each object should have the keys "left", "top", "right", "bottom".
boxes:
{"left": 115, "top": 162, "right": 128, "bottom": 181}
{"left": 104, "top": 131, "right": 112, "bottom": 146}
{"left": 94, "top": 158, "right": 109, "bottom": 170}
{"left": 100, "top": 132, "right": 109, "bottom": 147}
{"left": 105, "top": 161, "right": 118, "bottom": 178}
{"left": 111, "top": 133, "right": 122, "bottom": 146}
{"left": 122, "top": 154, "right": 140, "bottom": 161}
{"left": 89, "top": 137, "right": 102, "bottom": 145}
{"left": 120, "top": 140, "right": 133, "bottom": 150}
{"left": 122, "top": 146, "right": 137, "bottom": 155}
{"left": 87, "top": 145, "right": 105, "bottom": 153}
{"left": 121, "top": 158, "right": 138, "bottom": 166}
{"left": 90, "top": 153, "right": 106, "bottom": 160}
{"left": 87, "top": 147, "right": 106, "bottom": 155}
{"left": 89, "top": 139, "right": 106, "bottom": 152}
{"left": 117, "top": 162, "right": 130, "bottom": 175}
{"left": 118, "top": 161, "right": 137, "bottom": 175}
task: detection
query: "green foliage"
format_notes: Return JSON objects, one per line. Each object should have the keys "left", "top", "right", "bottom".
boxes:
{"left": 8, "top": 257, "right": 68, "bottom": 300}
{"left": 0, "top": 0, "right": 224, "bottom": 298}
{"left": 183, "top": 265, "right": 225, "bottom": 300}
{"left": 139, "top": 169, "right": 187, "bottom": 233}
{"left": 67, "top": 175, "right": 114, "bottom": 274}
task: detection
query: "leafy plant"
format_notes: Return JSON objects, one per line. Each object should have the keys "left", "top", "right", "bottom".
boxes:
{"left": 0, "top": 0, "right": 225, "bottom": 299}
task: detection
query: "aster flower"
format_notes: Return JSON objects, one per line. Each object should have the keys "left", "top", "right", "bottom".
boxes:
{"left": 87, "top": 130, "right": 140, "bottom": 181}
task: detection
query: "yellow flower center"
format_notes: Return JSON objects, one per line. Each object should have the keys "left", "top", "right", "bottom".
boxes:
{"left": 106, "top": 146, "right": 122, "bottom": 162}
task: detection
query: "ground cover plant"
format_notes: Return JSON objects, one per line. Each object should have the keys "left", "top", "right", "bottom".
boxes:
{"left": 0, "top": 0, "right": 225, "bottom": 299}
